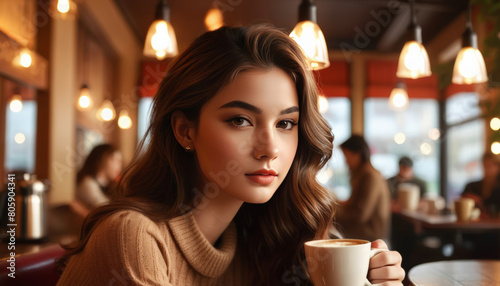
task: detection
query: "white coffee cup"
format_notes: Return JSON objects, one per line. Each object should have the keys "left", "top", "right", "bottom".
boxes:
{"left": 420, "top": 196, "right": 445, "bottom": 215}
{"left": 304, "top": 239, "right": 387, "bottom": 286}
{"left": 398, "top": 183, "right": 420, "bottom": 211}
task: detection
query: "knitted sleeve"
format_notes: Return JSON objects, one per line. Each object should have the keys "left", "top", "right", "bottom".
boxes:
{"left": 58, "top": 211, "right": 172, "bottom": 285}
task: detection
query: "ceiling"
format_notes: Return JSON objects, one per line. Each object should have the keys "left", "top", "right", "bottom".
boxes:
{"left": 114, "top": 0, "right": 470, "bottom": 56}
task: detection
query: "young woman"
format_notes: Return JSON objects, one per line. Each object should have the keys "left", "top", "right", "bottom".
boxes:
{"left": 57, "top": 25, "right": 404, "bottom": 285}
{"left": 75, "top": 144, "right": 122, "bottom": 211}
{"left": 336, "top": 135, "right": 392, "bottom": 242}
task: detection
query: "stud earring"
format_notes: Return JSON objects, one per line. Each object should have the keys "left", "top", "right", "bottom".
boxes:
{"left": 185, "top": 145, "right": 192, "bottom": 152}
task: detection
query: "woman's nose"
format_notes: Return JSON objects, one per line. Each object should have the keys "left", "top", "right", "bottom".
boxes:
{"left": 253, "top": 127, "right": 279, "bottom": 160}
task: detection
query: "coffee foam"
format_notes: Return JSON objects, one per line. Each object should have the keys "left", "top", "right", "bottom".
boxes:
{"left": 309, "top": 239, "right": 367, "bottom": 247}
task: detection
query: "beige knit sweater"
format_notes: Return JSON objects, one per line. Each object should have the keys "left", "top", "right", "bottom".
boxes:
{"left": 57, "top": 210, "right": 242, "bottom": 285}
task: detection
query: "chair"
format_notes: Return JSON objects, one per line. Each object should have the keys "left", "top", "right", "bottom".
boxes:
{"left": 0, "top": 244, "right": 64, "bottom": 286}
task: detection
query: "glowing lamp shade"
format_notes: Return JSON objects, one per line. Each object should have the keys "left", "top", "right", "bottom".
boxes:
{"left": 290, "top": 21, "right": 329, "bottom": 70}
{"left": 9, "top": 95, "right": 23, "bottom": 113}
{"left": 490, "top": 117, "right": 500, "bottom": 131}
{"left": 452, "top": 47, "right": 488, "bottom": 84}
{"left": 318, "top": 95, "right": 329, "bottom": 114}
{"left": 396, "top": 41, "right": 431, "bottom": 79}
{"left": 144, "top": 20, "right": 178, "bottom": 60}
{"left": 77, "top": 86, "right": 92, "bottom": 110}
{"left": 97, "top": 100, "right": 116, "bottom": 121}
{"left": 388, "top": 82, "right": 409, "bottom": 110}
{"left": 118, "top": 110, "right": 133, "bottom": 129}
{"left": 205, "top": 8, "right": 224, "bottom": 31}
{"left": 51, "top": 0, "right": 77, "bottom": 18}
{"left": 57, "top": 0, "right": 70, "bottom": 13}
{"left": 492, "top": 142, "right": 500, "bottom": 155}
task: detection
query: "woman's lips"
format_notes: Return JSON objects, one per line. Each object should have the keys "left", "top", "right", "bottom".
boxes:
{"left": 245, "top": 169, "right": 277, "bottom": 185}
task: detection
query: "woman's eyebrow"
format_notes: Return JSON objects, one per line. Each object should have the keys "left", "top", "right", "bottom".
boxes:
{"left": 219, "top": 101, "right": 261, "bottom": 113}
{"left": 219, "top": 100, "right": 299, "bottom": 115}
{"left": 280, "top": 106, "right": 299, "bottom": 115}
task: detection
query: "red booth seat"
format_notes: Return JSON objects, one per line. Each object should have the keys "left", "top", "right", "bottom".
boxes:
{"left": 0, "top": 244, "right": 64, "bottom": 286}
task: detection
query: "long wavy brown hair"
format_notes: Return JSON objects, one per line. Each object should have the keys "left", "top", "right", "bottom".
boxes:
{"left": 57, "top": 25, "right": 335, "bottom": 285}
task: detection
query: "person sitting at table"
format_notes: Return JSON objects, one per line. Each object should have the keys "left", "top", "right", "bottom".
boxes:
{"left": 74, "top": 144, "right": 123, "bottom": 213}
{"left": 461, "top": 152, "right": 500, "bottom": 218}
{"left": 55, "top": 25, "right": 404, "bottom": 285}
{"left": 336, "top": 135, "right": 392, "bottom": 242}
{"left": 387, "top": 156, "right": 427, "bottom": 200}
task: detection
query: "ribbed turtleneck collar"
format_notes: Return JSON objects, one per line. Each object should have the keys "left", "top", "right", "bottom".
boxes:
{"left": 168, "top": 212, "right": 237, "bottom": 278}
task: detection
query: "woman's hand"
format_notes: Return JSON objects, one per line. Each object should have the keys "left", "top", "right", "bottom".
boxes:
{"left": 368, "top": 239, "right": 405, "bottom": 285}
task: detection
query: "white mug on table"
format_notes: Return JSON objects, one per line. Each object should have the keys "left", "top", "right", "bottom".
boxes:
{"left": 304, "top": 239, "right": 387, "bottom": 286}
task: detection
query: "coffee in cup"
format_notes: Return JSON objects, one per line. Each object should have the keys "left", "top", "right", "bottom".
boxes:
{"left": 304, "top": 239, "right": 386, "bottom": 286}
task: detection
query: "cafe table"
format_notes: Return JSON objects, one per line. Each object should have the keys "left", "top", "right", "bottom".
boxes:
{"left": 396, "top": 209, "right": 500, "bottom": 232}
{"left": 408, "top": 260, "right": 500, "bottom": 285}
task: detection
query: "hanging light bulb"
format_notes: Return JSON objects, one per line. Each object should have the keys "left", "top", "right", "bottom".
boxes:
{"left": 318, "top": 95, "right": 329, "bottom": 113}
{"left": 397, "top": 0, "right": 431, "bottom": 79}
{"left": 452, "top": 3, "right": 488, "bottom": 84}
{"left": 12, "top": 48, "right": 32, "bottom": 68}
{"left": 77, "top": 84, "right": 92, "bottom": 110}
{"left": 290, "top": 0, "right": 329, "bottom": 70}
{"left": 97, "top": 99, "right": 116, "bottom": 121}
{"left": 144, "top": 0, "right": 178, "bottom": 60}
{"left": 9, "top": 94, "right": 23, "bottom": 113}
{"left": 389, "top": 81, "right": 409, "bottom": 110}
{"left": 57, "top": 0, "right": 70, "bottom": 13}
{"left": 118, "top": 110, "right": 133, "bottom": 129}
{"left": 204, "top": 8, "right": 224, "bottom": 31}
{"left": 51, "top": 0, "right": 77, "bottom": 18}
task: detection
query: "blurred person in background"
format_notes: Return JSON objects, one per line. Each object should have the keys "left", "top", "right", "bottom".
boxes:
{"left": 387, "top": 156, "right": 427, "bottom": 200}
{"left": 462, "top": 152, "right": 500, "bottom": 218}
{"left": 75, "top": 144, "right": 123, "bottom": 213}
{"left": 336, "top": 135, "right": 391, "bottom": 242}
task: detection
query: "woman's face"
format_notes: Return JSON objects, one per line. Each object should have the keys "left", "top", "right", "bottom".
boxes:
{"left": 342, "top": 148, "right": 361, "bottom": 170}
{"left": 104, "top": 151, "right": 123, "bottom": 182}
{"left": 190, "top": 68, "right": 299, "bottom": 204}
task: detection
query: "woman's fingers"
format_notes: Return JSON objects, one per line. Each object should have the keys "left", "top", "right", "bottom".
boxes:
{"left": 368, "top": 242, "right": 405, "bottom": 283}
{"left": 369, "top": 281, "right": 404, "bottom": 286}
{"left": 370, "top": 250, "right": 403, "bottom": 269}
{"left": 371, "top": 239, "right": 389, "bottom": 250}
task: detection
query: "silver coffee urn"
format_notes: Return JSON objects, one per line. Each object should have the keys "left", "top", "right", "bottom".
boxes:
{"left": 15, "top": 174, "right": 49, "bottom": 241}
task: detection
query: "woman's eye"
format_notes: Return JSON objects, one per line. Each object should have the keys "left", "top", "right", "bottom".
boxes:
{"left": 230, "top": 117, "right": 251, "bottom": 127}
{"left": 277, "top": 120, "right": 298, "bottom": 130}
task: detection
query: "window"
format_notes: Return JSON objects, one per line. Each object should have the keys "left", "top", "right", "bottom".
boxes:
{"left": 5, "top": 100, "right": 37, "bottom": 173}
{"left": 445, "top": 92, "right": 484, "bottom": 201}
{"left": 137, "top": 97, "right": 153, "bottom": 143}
{"left": 318, "top": 97, "right": 351, "bottom": 200}
{"left": 364, "top": 98, "right": 440, "bottom": 196}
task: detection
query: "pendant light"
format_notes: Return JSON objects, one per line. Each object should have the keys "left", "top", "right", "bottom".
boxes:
{"left": 97, "top": 99, "right": 116, "bottom": 121}
{"left": 452, "top": 2, "right": 488, "bottom": 85}
{"left": 77, "top": 41, "right": 92, "bottom": 110}
{"left": 51, "top": 0, "right": 77, "bottom": 19}
{"left": 144, "top": 0, "right": 178, "bottom": 60}
{"left": 118, "top": 110, "right": 133, "bottom": 129}
{"left": 318, "top": 95, "right": 329, "bottom": 114}
{"left": 205, "top": 8, "right": 224, "bottom": 31}
{"left": 389, "top": 81, "right": 409, "bottom": 110}
{"left": 77, "top": 84, "right": 92, "bottom": 110}
{"left": 289, "top": 0, "right": 329, "bottom": 70}
{"left": 396, "top": 0, "right": 431, "bottom": 79}
{"left": 9, "top": 89, "right": 23, "bottom": 113}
